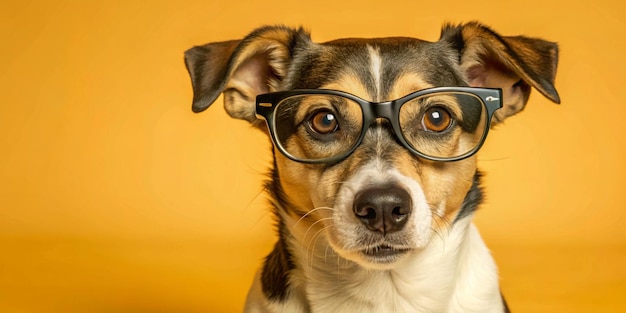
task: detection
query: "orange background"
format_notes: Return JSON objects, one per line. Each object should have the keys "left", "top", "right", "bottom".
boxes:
{"left": 1, "top": 0, "right": 625, "bottom": 312}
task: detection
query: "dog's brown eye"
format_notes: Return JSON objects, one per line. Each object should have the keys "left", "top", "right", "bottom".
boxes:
{"left": 422, "top": 107, "right": 452, "bottom": 132}
{"left": 309, "top": 110, "right": 338, "bottom": 134}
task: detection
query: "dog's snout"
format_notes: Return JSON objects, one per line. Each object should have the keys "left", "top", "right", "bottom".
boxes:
{"left": 353, "top": 186, "right": 412, "bottom": 234}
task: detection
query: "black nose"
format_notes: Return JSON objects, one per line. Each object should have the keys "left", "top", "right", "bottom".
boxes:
{"left": 353, "top": 186, "right": 412, "bottom": 234}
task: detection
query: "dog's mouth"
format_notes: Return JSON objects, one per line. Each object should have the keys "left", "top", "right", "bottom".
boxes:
{"left": 361, "top": 244, "right": 411, "bottom": 262}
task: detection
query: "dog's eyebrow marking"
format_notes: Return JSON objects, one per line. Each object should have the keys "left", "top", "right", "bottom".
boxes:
{"left": 367, "top": 45, "right": 382, "bottom": 101}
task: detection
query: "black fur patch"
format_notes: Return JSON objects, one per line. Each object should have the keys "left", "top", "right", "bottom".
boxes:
{"left": 456, "top": 94, "right": 483, "bottom": 133}
{"left": 260, "top": 224, "right": 294, "bottom": 301}
{"left": 454, "top": 170, "right": 484, "bottom": 223}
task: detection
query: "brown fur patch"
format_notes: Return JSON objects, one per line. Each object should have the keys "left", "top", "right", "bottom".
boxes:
{"left": 387, "top": 73, "right": 434, "bottom": 99}
{"left": 323, "top": 73, "right": 374, "bottom": 101}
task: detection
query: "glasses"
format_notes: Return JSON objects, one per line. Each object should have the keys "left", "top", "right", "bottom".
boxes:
{"left": 256, "top": 87, "right": 502, "bottom": 164}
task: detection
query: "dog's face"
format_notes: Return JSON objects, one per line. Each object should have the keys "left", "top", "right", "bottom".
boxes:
{"left": 185, "top": 23, "right": 559, "bottom": 269}
{"left": 262, "top": 39, "right": 488, "bottom": 269}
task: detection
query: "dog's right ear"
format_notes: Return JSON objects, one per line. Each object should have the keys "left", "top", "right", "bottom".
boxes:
{"left": 184, "top": 26, "right": 312, "bottom": 124}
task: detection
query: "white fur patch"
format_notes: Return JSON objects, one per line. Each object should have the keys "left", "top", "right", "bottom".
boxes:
{"left": 367, "top": 45, "right": 383, "bottom": 100}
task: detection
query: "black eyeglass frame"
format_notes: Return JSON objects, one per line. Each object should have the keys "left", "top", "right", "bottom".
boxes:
{"left": 256, "top": 87, "right": 503, "bottom": 164}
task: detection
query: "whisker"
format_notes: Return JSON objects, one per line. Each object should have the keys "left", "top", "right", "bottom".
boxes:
{"left": 305, "top": 225, "right": 332, "bottom": 271}
{"left": 431, "top": 227, "right": 445, "bottom": 242}
{"left": 302, "top": 217, "right": 333, "bottom": 244}
{"left": 324, "top": 242, "right": 332, "bottom": 265}
{"left": 437, "top": 214, "right": 453, "bottom": 231}
{"left": 294, "top": 206, "right": 335, "bottom": 229}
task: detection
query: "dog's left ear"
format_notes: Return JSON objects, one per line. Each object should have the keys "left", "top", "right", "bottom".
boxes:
{"left": 440, "top": 22, "right": 560, "bottom": 122}
{"left": 184, "top": 26, "right": 313, "bottom": 124}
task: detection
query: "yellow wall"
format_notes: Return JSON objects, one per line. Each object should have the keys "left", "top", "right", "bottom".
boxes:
{"left": 1, "top": 0, "right": 624, "bottom": 312}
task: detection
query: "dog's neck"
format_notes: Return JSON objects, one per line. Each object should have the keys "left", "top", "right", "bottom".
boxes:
{"left": 279, "top": 215, "right": 502, "bottom": 313}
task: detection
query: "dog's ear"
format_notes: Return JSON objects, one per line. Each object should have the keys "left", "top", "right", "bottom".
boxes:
{"left": 184, "top": 26, "right": 312, "bottom": 123}
{"left": 440, "top": 22, "right": 560, "bottom": 122}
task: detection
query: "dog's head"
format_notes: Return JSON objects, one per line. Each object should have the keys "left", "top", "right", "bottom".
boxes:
{"left": 185, "top": 23, "right": 559, "bottom": 269}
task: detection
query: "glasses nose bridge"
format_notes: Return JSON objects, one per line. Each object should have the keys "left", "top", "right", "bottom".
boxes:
{"left": 363, "top": 100, "right": 403, "bottom": 140}
{"left": 368, "top": 100, "right": 395, "bottom": 121}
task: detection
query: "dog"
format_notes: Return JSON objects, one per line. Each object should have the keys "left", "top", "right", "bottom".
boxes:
{"left": 184, "top": 22, "right": 560, "bottom": 313}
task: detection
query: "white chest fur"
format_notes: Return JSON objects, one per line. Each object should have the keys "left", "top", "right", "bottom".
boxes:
{"left": 245, "top": 218, "right": 505, "bottom": 313}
